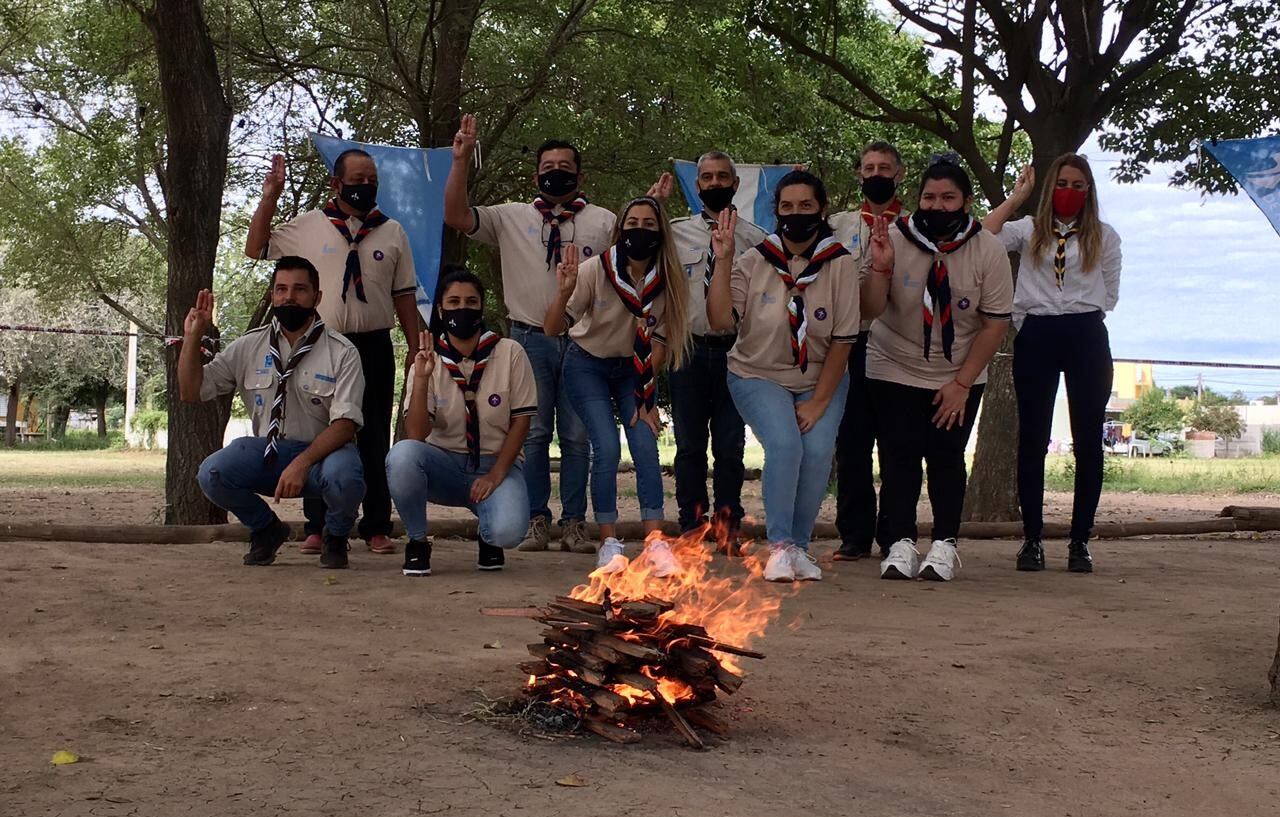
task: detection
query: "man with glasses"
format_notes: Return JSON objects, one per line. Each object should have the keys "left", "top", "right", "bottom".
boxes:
{"left": 443, "top": 114, "right": 614, "bottom": 554}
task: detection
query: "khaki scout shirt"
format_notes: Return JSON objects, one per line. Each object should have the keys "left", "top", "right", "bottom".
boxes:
{"left": 403, "top": 338, "right": 538, "bottom": 456}
{"left": 829, "top": 203, "right": 909, "bottom": 333}
{"left": 200, "top": 323, "right": 365, "bottom": 441}
{"left": 266, "top": 209, "right": 417, "bottom": 334}
{"left": 564, "top": 250, "right": 670, "bottom": 360}
{"left": 469, "top": 201, "right": 615, "bottom": 328}
{"left": 670, "top": 213, "right": 767, "bottom": 337}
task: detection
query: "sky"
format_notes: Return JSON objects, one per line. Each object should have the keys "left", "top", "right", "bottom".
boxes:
{"left": 1085, "top": 137, "right": 1280, "bottom": 399}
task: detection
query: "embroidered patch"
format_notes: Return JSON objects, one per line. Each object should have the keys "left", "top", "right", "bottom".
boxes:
{"left": 314, "top": 372, "right": 336, "bottom": 383}
{"left": 958, "top": 297, "right": 971, "bottom": 310}
{"left": 321, "top": 244, "right": 337, "bottom": 254}
{"left": 684, "top": 264, "right": 695, "bottom": 278}
{"left": 373, "top": 250, "right": 385, "bottom": 261}
{"left": 264, "top": 354, "right": 273, "bottom": 367}
{"left": 582, "top": 246, "right": 594, "bottom": 257}
{"left": 646, "top": 315, "right": 658, "bottom": 327}
{"left": 814, "top": 307, "right": 828, "bottom": 321}
{"left": 761, "top": 292, "right": 778, "bottom": 305}
{"left": 255, "top": 394, "right": 264, "bottom": 408}
{"left": 488, "top": 394, "right": 502, "bottom": 407}
{"left": 311, "top": 397, "right": 322, "bottom": 405}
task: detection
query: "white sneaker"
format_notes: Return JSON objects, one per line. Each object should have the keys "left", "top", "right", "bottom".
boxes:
{"left": 880, "top": 538, "right": 920, "bottom": 580}
{"left": 919, "top": 539, "right": 961, "bottom": 582}
{"left": 764, "top": 545, "right": 796, "bottom": 583}
{"left": 643, "top": 538, "right": 680, "bottom": 578}
{"left": 789, "top": 546, "right": 822, "bottom": 581}
{"left": 594, "top": 537, "right": 628, "bottom": 574}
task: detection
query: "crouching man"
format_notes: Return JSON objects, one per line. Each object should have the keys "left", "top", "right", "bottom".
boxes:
{"left": 179, "top": 256, "right": 367, "bottom": 568}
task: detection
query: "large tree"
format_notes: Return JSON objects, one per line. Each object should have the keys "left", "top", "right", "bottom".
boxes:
{"left": 755, "top": 0, "right": 1273, "bottom": 520}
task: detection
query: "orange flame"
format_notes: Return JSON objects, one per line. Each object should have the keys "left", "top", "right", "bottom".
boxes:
{"left": 571, "top": 523, "right": 796, "bottom": 673}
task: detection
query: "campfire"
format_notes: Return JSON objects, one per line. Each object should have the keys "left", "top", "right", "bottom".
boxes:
{"left": 510, "top": 526, "right": 787, "bottom": 748}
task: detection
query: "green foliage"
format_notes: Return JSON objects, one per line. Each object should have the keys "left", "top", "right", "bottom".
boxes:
{"left": 1185, "top": 403, "right": 1244, "bottom": 441}
{"left": 1262, "top": 429, "right": 1280, "bottom": 455}
{"left": 1121, "top": 388, "right": 1186, "bottom": 438}
{"left": 131, "top": 408, "right": 167, "bottom": 447}
{"left": 1043, "top": 454, "right": 1280, "bottom": 494}
{"left": 18, "top": 429, "right": 125, "bottom": 451}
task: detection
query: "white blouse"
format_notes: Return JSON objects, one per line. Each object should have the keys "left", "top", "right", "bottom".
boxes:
{"left": 996, "top": 216, "right": 1121, "bottom": 329}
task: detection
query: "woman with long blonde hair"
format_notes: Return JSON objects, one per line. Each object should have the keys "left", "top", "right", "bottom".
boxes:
{"left": 543, "top": 196, "right": 690, "bottom": 575}
{"left": 984, "top": 153, "right": 1122, "bottom": 574}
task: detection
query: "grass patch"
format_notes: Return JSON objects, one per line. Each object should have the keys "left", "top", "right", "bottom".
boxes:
{"left": 12, "top": 430, "right": 126, "bottom": 451}
{"left": 1044, "top": 454, "right": 1280, "bottom": 494}
{"left": 0, "top": 448, "right": 166, "bottom": 489}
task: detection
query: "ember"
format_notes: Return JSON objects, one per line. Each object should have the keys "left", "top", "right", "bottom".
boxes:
{"left": 516, "top": 525, "right": 785, "bottom": 748}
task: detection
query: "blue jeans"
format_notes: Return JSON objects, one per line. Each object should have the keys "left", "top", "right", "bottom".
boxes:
{"left": 509, "top": 324, "right": 590, "bottom": 524}
{"left": 562, "top": 342, "right": 664, "bottom": 524}
{"left": 385, "top": 440, "right": 530, "bottom": 547}
{"left": 197, "top": 436, "right": 365, "bottom": 536}
{"left": 727, "top": 372, "right": 850, "bottom": 549}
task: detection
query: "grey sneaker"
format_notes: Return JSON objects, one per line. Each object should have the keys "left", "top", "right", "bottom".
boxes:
{"left": 560, "top": 518, "right": 595, "bottom": 553}
{"left": 516, "top": 515, "right": 551, "bottom": 552}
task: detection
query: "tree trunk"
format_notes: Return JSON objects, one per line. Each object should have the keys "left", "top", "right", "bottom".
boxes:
{"left": 139, "top": 0, "right": 233, "bottom": 525}
{"left": 96, "top": 388, "right": 109, "bottom": 438}
{"left": 49, "top": 404, "right": 71, "bottom": 439}
{"left": 1269, "top": 616, "right": 1279, "bottom": 705}
{"left": 4, "top": 380, "right": 17, "bottom": 447}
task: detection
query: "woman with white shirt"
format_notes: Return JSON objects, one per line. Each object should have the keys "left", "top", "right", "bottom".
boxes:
{"left": 984, "top": 153, "right": 1122, "bottom": 574}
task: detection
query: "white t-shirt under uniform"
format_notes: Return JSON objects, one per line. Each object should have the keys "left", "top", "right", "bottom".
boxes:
{"left": 996, "top": 216, "right": 1121, "bottom": 330}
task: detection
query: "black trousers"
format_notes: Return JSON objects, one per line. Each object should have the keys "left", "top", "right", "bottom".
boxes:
{"left": 834, "top": 331, "right": 881, "bottom": 552}
{"left": 668, "top": 336, "right": 746, "bottom": 532}
{"left": 304, "top": 328, "right": 395, "bottom": 539}
{"left": 1014, "top": 311, "right": 1113, "bottom": 542}
{"left": 870, "top": 377, "right": 984, "bottom": 547}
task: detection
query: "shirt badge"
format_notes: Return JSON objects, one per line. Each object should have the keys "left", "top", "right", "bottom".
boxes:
{"left": 646, "top": 315, "right": 657, "bottom": 327}
{"left": 373, "top": 250, "right": 385, "bottom": 261}
{"left": 582, "top": 247, "right": 594, "bottom": 257}
{"left": 488, "top": 394, "right": 502, "bottom": 407}
{"left": 957, "top": 297, "right": 971, "bottom": 310}
{"left": 814, "top": 307, "right": 828, "bottom": 321}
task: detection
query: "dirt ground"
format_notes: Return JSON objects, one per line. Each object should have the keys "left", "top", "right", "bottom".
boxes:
{"left": 4, "top": 530, "right": 1280, "bottom": 817}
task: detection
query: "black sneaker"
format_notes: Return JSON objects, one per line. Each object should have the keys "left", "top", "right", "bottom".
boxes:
{"left": 833, "top": 542, "right": 872, "bottom": 561}
{"left": 403, "top": 538, "right": 432, "bottom": 576}
{"left": 244, "top": 517, "right": 291, "bottom": 566}
{"left": 1016, "top": 538, "right": 1046, "bottom": 571}
{"left": 1068, "top": 540, "right": 1094, "bottom": 573}
{"left": 320, "top": 534, "right": 350, "bottom": 569}
{"left": 478, "top": 539, "right": 505, "bottom": 571}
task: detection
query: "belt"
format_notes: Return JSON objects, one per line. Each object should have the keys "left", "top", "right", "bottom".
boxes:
{"left": 693, "top": 334, "right": 737, "bottom": 349}
{"left": 509, "top": 320, "right": 544, "bottom": 335}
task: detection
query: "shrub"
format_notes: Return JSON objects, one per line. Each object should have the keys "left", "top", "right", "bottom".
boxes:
{"left": 1263, "top": 429, "right": 1280, "bottom": 455}
{"left": 1185, "top": 403, "right": 1244, "bottom": 441}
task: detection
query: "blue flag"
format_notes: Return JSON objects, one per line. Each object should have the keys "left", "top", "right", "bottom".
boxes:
{"left": 1204, "top": 136, "right": 1280, "bottom": 237}
{"left": 673, "top": 159, "right": 794, "bottom": 234}
{"left": 310, "top": 133, "right": 453, "bottom": 319}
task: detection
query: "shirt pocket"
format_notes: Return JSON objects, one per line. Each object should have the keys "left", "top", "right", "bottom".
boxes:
{"left": 948, "top": 286, "right": 983, "bottom": 325}
{"left": 678, "top": 248, "right": 705, "bottom": 281}
{"left": 242, "top": 370, "right": 275, "bottom": 431}
{"left": 294, "top": 365, "right": 337, "bottom": 427}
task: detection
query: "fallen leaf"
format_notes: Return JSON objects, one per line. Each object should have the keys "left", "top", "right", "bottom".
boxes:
{"left": 951, "top": 662, "right": 966, "bottom": 669}
{"left": 483, "top": 640, "right": 502, "bottom": 650}
{"left": 324, "top": 575, "right": 339, "bottom": 586}
{"left": 50, "top": 750, "right": 79, "bottom": 766}
{"left": 556, "top": 774, "right": 588, "bottom": 787}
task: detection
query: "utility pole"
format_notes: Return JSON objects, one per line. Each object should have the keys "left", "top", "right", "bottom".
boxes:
{"left": 125, "top": 321, "right": 139, "bottom": 445}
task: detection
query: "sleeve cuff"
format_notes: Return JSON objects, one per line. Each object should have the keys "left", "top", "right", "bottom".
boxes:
{"left": 832, "top": 334, "right": 858, "bottom": 343}
{"left": 392, "top": 287, "right": 417, "bottom": 297}
{"left": 198, "top": 376, "right": 222, "bottom": 403}
{"left": 467, "top": 206, "right": 482, "bottom": 236}
{"left": 329, "top": 402, "right": 365, "bottom": 430}
{"left": 978, "top": 310, "right": 1012, "bottom": 320}
{"left": 510, "top": 406, "right": 538, "bottom": 417}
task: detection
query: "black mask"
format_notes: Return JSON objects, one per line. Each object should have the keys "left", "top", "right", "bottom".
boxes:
{"left": 913, "top": 208, "right": 968, "bottom": 242}
{"left": 620, "top": 228, "right": 662, "bottom": 262}
{"left": 537, "top": 169, "right": 579, "bottom": 198}
{"left": 698, "top": 185, "right": 736, "bottom": 214}
{"left": 861, "top": 175, "right": 897, "bottom": 206}
{"left": 441, "top": 307, "right": 484, "bottom": 340}
{"left": 339, "top": 182, "right": 377, "bottom": 213}
{"left": 777, "top": 212, "right": 823, "bottom": 243}
{"left": 273, "top": 304, "right": 315, "bottom": 333}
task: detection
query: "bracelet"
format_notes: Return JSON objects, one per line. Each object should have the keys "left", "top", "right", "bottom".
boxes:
{"left": 952, "top": 379, "right": 971, "bottom": 390}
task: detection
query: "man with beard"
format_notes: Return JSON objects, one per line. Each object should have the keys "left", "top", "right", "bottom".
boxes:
{"left": 246, "top": 149, "right": 419, "bottom": 558}
{"left": 181, "top": 257, "right": 366, "bottom": 569}
{"left": 444, "top": 114, "right": 615, "bottom": 555}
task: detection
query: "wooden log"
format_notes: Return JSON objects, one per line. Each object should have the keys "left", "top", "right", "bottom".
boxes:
{"left": 518, "top": 660, "right": 552, "bottom": 676}
{"left": 686, "top": 636, "right": 766, "bottom": 660}
{"left": 617, "top": 601, "right": 664, "bottom": 619}
{"left": 583, "top": 715, "right": 643, "bottom": 744}
{"left": 613, "top": 671, "right": 659, "bottom": 693}
{"left": 1270, "top": 615, "right": 1280, "bottom": 706}
{"left": 588, "top": 686, "right": 632, "bottom": 716}
{"left": 553, "top": 596, "right": 606, "bottom": 614}
{"left": 595, "top": 634, "right": 666, "bottom": 663}
{"left": 481, "top": 606, "right": 546, "bottom": 618}
{"left": 1221, "top": 506, "right": 1280, "bottom": 532}
{"left": 657, "top": 696, "right": 705, "bottom": 749}
{"left": 712, "top": 664, "right": 744, "bottom": 695}
{"left": 546, "top": 604, "right": 612, "bottom": 628}
{"left": 541, "top": 629, "right": 583, "bottom": 650}
{"left": 534, "top": 617, "right": 600, "bottom": 632}
{"left": 580, "top": 638, "right": 627, "bottom": 665}
{"left": 670, "top": 646, "right": 715, "bottom": 677}
{"left": 682, "top": 707, "right": 730, "bottom": 736}
{"left": 641, "top": 595, "right": 677, "bottom": 612}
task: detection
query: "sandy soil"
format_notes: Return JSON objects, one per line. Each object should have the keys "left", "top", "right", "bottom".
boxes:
{"left": 0, "top": 479, "right": 1259, "bottom": 531}
{"left": 3, "top": 533, "right": 1279, "bottom": 817}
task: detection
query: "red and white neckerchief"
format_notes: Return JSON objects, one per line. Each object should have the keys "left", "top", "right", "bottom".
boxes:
{"left": 897, "top": 214, "right": 983, "bottom": 361}
{"left": 435, "top": 330, "right": 500, "bottom": 468}
{"left": 533, "top": 194, "right": 589, "bottom": 267}
{"left": 602, "top": 246, "right": 665, "bottom": 411}
{"left": 860, "top": 197, "right": 903, "bottom": 228}
{"left": 755, "top": 234, "right": 849, "bottom": 373}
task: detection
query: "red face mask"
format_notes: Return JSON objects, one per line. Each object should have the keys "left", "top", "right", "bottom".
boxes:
{"left": 1052, "top": 187, "right": 1088, "bottom": 220}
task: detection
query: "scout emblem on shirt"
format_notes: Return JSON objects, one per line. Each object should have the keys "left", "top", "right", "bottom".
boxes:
{"left": 582, "top": 247, "right": 594, "bottom": 257}
{"left": 373, "top": 250, "right": 385, "bottom": 261}
{"left": 814, "top": 307, "right": 828, "bottom": 321}
{"left": 489, "top": 394, "right": 502, "bottom": 407}
{"left": 958, "top": 297, "right": 971, "bottom": 310}
{"left": 646, "top": 315, "right": 657, "bottom": 327}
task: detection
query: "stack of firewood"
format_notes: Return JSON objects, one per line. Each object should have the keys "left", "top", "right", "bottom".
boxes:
{"left": 518, "top": 590, "right": 764, "bottom": 748}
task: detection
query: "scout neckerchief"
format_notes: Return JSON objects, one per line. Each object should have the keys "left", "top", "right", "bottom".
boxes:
{"left": 755, "top": 232, "right": 849, "bottom": 373}
{"left": 898, "top": 214, "right": 983, "bottom": 362}
{"left": 264, "top": 316, "right": 327, "bottom": 462}
{"left": 861, "top": 197, "right": 904, "bottom": 227}
{"left": 1052, "top": 220, "right": 1078, "bottom": 290}
{"left": 321, "top": 200, "right": 389, "bottom": 303}
{"left": 435, "top": 330, "right": 500, "bottom": 468}
{"left": 602, "top": 245, "right": 665, "bottom": 411}
{"left": 534, "top": 194, "right": 589, "bottom": 267}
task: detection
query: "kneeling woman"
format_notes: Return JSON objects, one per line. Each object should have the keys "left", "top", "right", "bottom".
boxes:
{"left": 543, "top": 196, "right": 691, "bottom": 576}
{"left": 386, "top": 267, "right": 536, "bottom": 576}
{"left": 708, "top": 170, "right": 883, "bottom": 583}
{"left": 863, "top": 159, "right": 1013, "bottom": 582}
